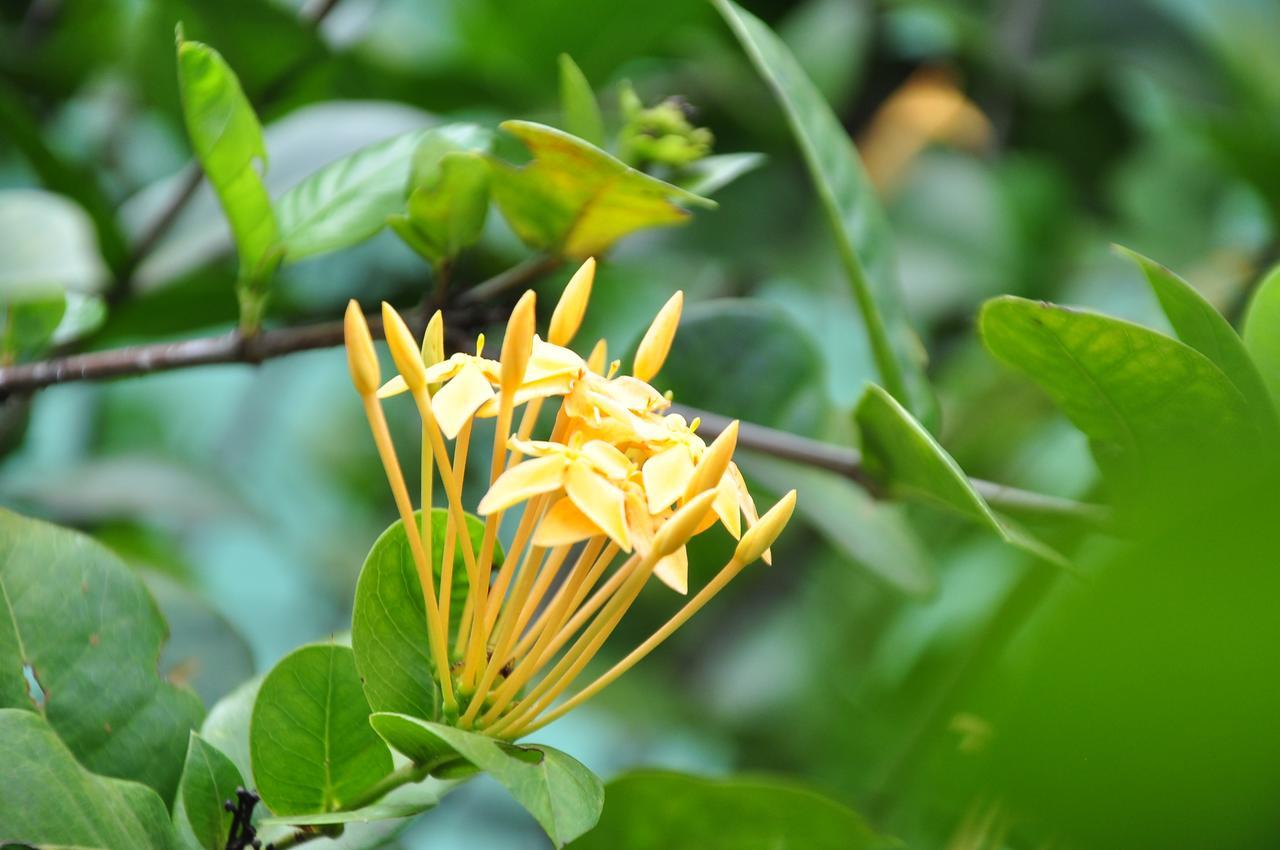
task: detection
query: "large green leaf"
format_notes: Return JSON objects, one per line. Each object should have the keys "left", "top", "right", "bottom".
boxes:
{"left": 558, "top": 54, "right": 605, "bottom": 147}
{"left": 567, "top": 770, "right": 879, "bottom": 850}
{"left": 980, "top": 296, "right": 1258, "bottom": 488}
{"left": 0, "top": 709, "right": 177, "bottom": 850}
{"left": 176, "top": 35, "right": 279, "bottom": 281}
{"left": 1243, "top": 264, "right": 1280, "bottom": 403}
{"left": 275, "top": 129, "right": 428, "bottom": 262}
{"left": 855, "top": 385, "right": 1066, "bottom": 567}
{"left": 740, "top": 453, "right": 933, "bottom": 595}
{"left": 351, "top": 508, "right": 497, "bottom": 721}
{"left": 370, "top": 713, "right": 603, "bottom": 847}
{"left": 657, "top": 299, "right": 828, "bottom": 437}
{"left": 0, "top": 509, "right": 203, "bottom": 805}
{"left": 712, "top": 0, "right": 932, "bottom": 422}
{"left": 250, "top": 643, "right": 394, "bottom": 815}
{"left": 491, "top": 120, "right": 714, "bottom": 258}
{"left": 1117, "top": 246, "right": 1275, "bottom": 422}
{"left": 177, "top": 733, "right": 244, "bottom": 850}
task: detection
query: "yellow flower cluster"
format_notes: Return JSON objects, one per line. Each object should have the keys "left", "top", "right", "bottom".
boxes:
{"left": 344, "top": 259, "right": 795, "bottom": 739}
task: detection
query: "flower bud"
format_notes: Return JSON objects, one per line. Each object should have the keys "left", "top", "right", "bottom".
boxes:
{"left": 653, "top": 489, "right": 717, "bottom": 558}
{"left": 734, "top": 490, "right": 796, "bottom": 564}
{"left": 343, "top": 300, "right": 380, "bottom": 396}
{"left": 422, "top": 310, "right": 445, "bottom": 369}
{"left": 549, "top": 258, "right": 595, "bottom": 346}
{"left": 381, "top": 303, "right": 427, "bottom": 392}
{"left": 633, "top": 291, "right": 683, "bottom": 382}
{"left": 587, "top": 338, "right": 608, "bottom": 375}
{"left": 684, "top": 420, "right": 738, "bottom": 500}
{"left": 501, "top": 290, "right": 536, "bottom": 395}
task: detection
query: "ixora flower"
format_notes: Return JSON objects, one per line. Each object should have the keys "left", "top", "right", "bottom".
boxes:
{"left": 343, "top": 258, "right": 796, "bottom": 739}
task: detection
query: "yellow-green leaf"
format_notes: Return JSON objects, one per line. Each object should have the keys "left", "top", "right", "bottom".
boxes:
{"left": 490, "top": 120, "right": 714, "bottom": 258}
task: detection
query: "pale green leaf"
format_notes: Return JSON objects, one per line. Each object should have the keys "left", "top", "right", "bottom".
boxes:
{"left": 0, "top": 509, "right": 203, "bottom": 806}
{"left": 491, "top": 120, "right": 714, "bottom": 258}
{"left": 392, "top": 152, "right": 491, "bottom": 265}
{"left": 673, "top": 152, "right": 766, "bottom": 197}
{"left": 176, "top": 36, "right": 279, "bottom": 280}
{"left": 250, "top": 643, "right": 393, "bottom": 815}
{"left": 275, "top": 130, "right": 428, "bottom": 262}
{"left": 370, "top": 713, "right": 603, "bottom": 847}
{"left": 0, "top": 189, "right": 108, "bottom": 301}
{"left": 558, "top": 54, "right": 605, "bottom": 146}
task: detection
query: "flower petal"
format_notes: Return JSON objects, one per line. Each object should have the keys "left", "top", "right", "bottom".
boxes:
{"left": 625, "top": 492, "right": 657, "bottom": 556}
{"left": 582, "top": 440, "right": 633, "bottom": 480}
{"left": 565, "top": 461, "right": 632, "bottom": 552}
{"left": 508, "top": 438, "right": 563, "bottom": 457}
{"left": 729, "top": 462, "right": 769, "bottom": 565}
{"left": 653, "top": 545, "right": 688, "bottom": 595}
{"left": 533, "top": 496, "right": 602, "bottom": 547}
{"left": 713, "top": 473, "right": 742, "bottom": 539}
{"left": 432, "top": 361, "right": 496, "bottom": 439}
{"left": 477, "top": 455, "right": 568, "bottom": 514}
{"left": 642, "top": 445, "right": 695, "bottom": 513}
{"left": 376, "top": 374, "right": 410, "bottom": 399}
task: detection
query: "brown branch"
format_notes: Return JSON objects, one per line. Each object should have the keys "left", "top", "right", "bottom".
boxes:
{"left": 679, "top": 404, "right": 1110, "bottom": 530}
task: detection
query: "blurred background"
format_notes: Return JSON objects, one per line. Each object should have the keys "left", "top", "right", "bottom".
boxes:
{"left": 3, "top": 0, "right": 1280, "bottom": 847}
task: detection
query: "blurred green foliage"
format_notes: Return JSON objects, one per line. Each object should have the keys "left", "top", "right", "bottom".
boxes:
{"left": 3, "top": 0, "right": 1280, "bottom": 847}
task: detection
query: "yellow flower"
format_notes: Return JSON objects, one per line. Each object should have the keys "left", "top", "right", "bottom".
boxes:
{"left": 344, "top": 257, "right": 794, "bottom": 739}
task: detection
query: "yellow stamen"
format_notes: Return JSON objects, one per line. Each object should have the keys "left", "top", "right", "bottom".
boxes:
{"left": 516, "top": 491, "right": 797, "bottom": 735}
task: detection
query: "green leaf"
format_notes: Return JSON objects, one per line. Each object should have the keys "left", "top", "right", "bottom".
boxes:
{"left": 352, "top": 508, "right": 498, "bottom": 721}
{"left": 1243, "top": 264, "right": 1280, "bottom": 404}
{"left": 178, "top": 733, "right": 244, "bottom": 850}
{"left": 1116, "top": 245, "right": 1276, "bottom": 422}
{"left": 275, "top": 130, "right": 428, "bottom": 263}
{"left": 391, "top": 152, "right": 492, "bottom": 266}
{"left": 250, "top": 643, "right": 394, "bottom": 815}
{"left": 855, "top": 384, "right": 1067, "bottom": 567}
{"left": 0, "top": 709, "right": 177, "bottom": 850}
{"left": 673, "top": 152, "right": 766, "bottom": 197}
{"left": 0, "top": 509, "right": 203, "bottom": 806}
{"left": 176, "top": 34, "right": 279, "bottom": 281}
{"left": 657, "top": 299, "right": 828, "bottom": 437}
{"left": 739, "top": 454, "right": 933, "bottom": 595}
{"left": 0, "top": 188, "right": 108, "bottom": 301}
{"left": 490, "top": 120, "right": 714, "bottom": 258}
{"left": 558, "top": 54, "right": 605, "bottom": 147}
{"left": 980, "top": 296, "right": 1258, "bottom": 488}
{"left": 2, "top": 293, "right": 65, "bottom": 360}
{"left": 566, "top": 770, "right": 880, "bottom": 850}
{"left": 370, "top": 713, "right": 603, "bottom": 847}
{"left": 712, "top": 0, "right": 933, "bottom": 423}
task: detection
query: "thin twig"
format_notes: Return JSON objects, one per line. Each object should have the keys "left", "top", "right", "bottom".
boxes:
{"left": 679, "top": 404, "right": 1110, "bottom": 529}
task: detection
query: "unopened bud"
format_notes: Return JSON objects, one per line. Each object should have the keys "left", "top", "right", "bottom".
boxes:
{"left": 684, "top": 420, "right": 738, "bottom": 500}
{"left": 382, "top": 303, "right": 427, "bottom": 392}
{"left": 549, "top": 258, "right": 595, "bottom": 346}
{"left": 633, "top": 291, "right": 683, "bottom": 382}
{"left": 653, "top": 489, "right": 717, "bottom": 558}
{"left": 344, "top": 300, "right": 380, "bottom": 395}
{"left": 735, "top": 490, "right": 796, "bottom": 564}
{"left": 501, "top": 291, "right": 536, "bottom": 395}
